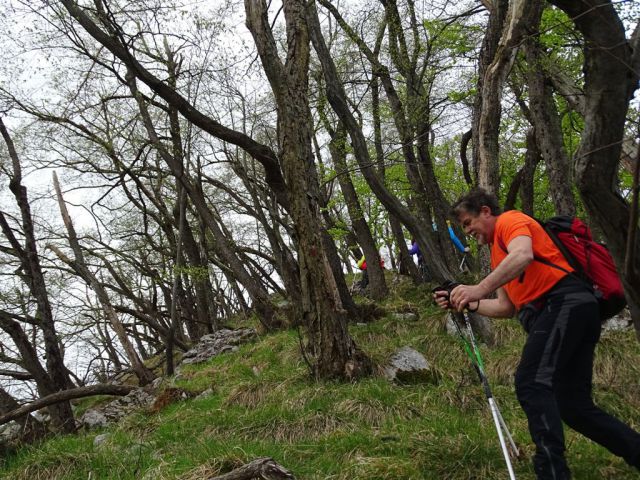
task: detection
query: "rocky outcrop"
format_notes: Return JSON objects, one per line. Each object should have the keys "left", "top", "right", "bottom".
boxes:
{"left": 78, "top": 388, "right": 155, "bottom": 429}
{"left": 77, "top": 328, "right": 257, "bottom": 430}
{"left": 181, "top": 328, "right": 258, "bottom": 366}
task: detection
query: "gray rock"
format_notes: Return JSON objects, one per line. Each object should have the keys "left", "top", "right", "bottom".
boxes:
{"left": 151, "top": 377, "right": 165, "bottom": 389}
{"left": 80, "top": 410, "right": 108, "bottom": 429}
{"left": 0, "top": 422, "right": 21, "bottom": 443}
{"left": 384, "top": 346, "right": 439, "bottom": 385}
{"left": 445, "top": 313, "right": 459, "bottom": 336}
{"left": 196, "top": 388, "right": 214, "bottom": 399}
{"left": 391, "top": 312, "right": 418, "bottom": 322}
{"left": 602, "top": 309, "right": 633, "bottom": 333}
{"left": 93, "top": 433, "right": 110, "bottom": 447}
{"left": 31, "top": 411, "right": 47, "bottom": 423}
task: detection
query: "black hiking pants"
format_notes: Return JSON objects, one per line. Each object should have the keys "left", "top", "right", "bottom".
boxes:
{"left": 515, "top": 275, "right": 640, "bottom": 479}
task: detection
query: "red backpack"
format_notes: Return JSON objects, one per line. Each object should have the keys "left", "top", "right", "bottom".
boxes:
{"left": 540, "top": 216, "right": 626, "bottom": 320}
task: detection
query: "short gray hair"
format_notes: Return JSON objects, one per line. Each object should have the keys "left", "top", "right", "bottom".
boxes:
{"left": 451, "top": 188, "right": 502, "bottom": 218}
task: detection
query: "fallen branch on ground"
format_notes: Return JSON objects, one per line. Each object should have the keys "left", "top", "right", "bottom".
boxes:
{"left": 207, "top": 457, "right": 296, "bottom": 480}
{"left": 0, "top": 384, "right": 135, "bottom": 426}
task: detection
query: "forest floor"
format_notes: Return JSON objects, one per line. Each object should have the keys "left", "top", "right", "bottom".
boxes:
{"left": 1, "top": 272, "right": 639, "bottom": 479}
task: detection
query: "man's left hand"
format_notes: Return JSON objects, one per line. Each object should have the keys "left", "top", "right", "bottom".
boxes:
{"left": 450, "top": 284, "right": 486, "bottom": 312}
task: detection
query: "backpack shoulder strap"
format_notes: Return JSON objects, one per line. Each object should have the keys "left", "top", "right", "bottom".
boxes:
{"left": 537, "top": 219, "right": 585, "bottom": 277}
{"left": 495, "top": 218, "right": 574, "bottom": 279}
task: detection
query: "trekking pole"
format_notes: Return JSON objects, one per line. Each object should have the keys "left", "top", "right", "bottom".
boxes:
{"left": 433, "top": 282, "right": 519, "bottom": 480}
{"left": 458, "top": 254, "right": 468, "bottom": 272}
{"left": 454, "top": 310, "right": 519, "bottom": 471}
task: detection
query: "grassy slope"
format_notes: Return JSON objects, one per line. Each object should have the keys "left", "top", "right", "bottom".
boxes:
{"left": 1, "top": 277, "right": 639, "bottom": 479}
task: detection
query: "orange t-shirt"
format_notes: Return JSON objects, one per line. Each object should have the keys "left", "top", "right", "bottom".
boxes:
{"left": 491, "top": 210, "right": 573, "bottom": 310}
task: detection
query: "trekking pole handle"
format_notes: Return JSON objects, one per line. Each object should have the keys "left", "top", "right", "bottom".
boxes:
{"left": 432, "top": 281, "right": 478, "bottom": 312}
{"left": 431, "top": 281, "right": 460, "bottom": 307}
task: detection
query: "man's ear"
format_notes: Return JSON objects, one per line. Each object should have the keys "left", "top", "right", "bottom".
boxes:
{"left": 480, "top": 205, "right": 491, "bottom": 217}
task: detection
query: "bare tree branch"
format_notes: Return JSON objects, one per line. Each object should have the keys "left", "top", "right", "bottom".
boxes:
{"left": 0, "top": 384, "right": 135, "bottom": 426}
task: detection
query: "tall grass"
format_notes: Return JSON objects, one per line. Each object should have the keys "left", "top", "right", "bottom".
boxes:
{"left": 1, "top": 279, "right": 638, "bottom": 479}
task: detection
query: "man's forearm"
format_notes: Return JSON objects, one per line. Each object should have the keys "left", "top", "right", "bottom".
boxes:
{"left": 475, "top": 298, "right": 515, "bottom": 318}
{"left": 478, "top": 249, "right": 532, "bottom": 294}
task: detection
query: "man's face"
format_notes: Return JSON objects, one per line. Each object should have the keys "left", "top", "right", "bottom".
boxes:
{"left": 457, "top": 206, "right": 494, "bottom": 246}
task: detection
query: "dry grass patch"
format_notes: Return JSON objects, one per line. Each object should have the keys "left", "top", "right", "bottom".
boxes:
{"left": 232, "top": 412, "right": 352, "bottom": 443}
{"left": 408, "top": 431, "right": 512, "bottom": 479}
{"left": 336, "top": 452, "right": 419, "bottom": 480}
{"left": 280, "top": 383, "right": 330, "bottom": 410}
{"left": 485, "top": 354, "right": 519, "bottom": 386}
{"left": 224, "top": 382, "right": 271, "bottom": 409}
{"left": 359, "top": 331, "right": 390, "bottom": 349}
{"left": 8, "top": 464, "right": 75, "bottom": 480}
{"left": 177, "top": 457, "right": 248, "bottom": 480}
{"left": 335, "top": 397, "right": 420, "bottom": 426}
{"left": 7, "top": 453, "right": 91, "bottom": 480}
{"left": 118, "top": 411, "right": 162, "bottom": 441}
{"left": 422, "top": 385, "right": 485, "bottom": 412}
{"left": 177, "top": 463, "right": 222, "bottom": 480}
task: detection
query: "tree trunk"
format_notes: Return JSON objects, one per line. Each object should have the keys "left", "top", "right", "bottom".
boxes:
{"left": 523, "top": 0, "right": 575, "bottom": 216}
{"left": 230, "top": 161, "right": 304, "bottom": 322}
{"left": 521, "top": 128, "right": 542, "bottom": 216}
{"left": 390, "top": 214, "right": 420, "bottom": 280}
{"left": 310, "top": 0, "right": 453, "bottom": 284}
{"left": 167, "top": 184, "right": 187, "bottom": 376}
{"left": 478, "top": 0, "right": 534, "bottom": 194}
{"left": 327, "top": 124, "right": 388, "bottom": 300}
{"left": 472, "top": 0, "right": 508, "bottom": 188}
{"left": 246, "top": 0, "right": 372, "bottom": 379}
{"left": 459, "top": 129, "right": 474, "bottom": 186}
{"left": 0, "top": 119, "right": 75, "bottom": 433}
{"left": 95, "top": 317, "right": 124, "bottom": 372}
{"left": 320, "top": 229, "right": 360, "bottom": 318}
{"left": 52, "top": 173, "right": 156, "bottom": 386}
{"left": 173, "top": 190, "right": 217, "bottom": 337}
{"left": 503, "top": 168, "right": 524, "bottom": 212}
{"left": 0, "top": 312, "right": 73, "bottom": 433}
{"left": 165, "top": 49, "right": 214, "bottom": 340}
{"left": 548, "top": 0, "right": 640, "bottom": 336}
{"left": 371, "top": 75, "right": 420, "bottom": 281}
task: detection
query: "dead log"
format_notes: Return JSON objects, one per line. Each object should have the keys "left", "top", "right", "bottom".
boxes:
{"left": 208, "top": 457, "right": 296, "bottom": 480}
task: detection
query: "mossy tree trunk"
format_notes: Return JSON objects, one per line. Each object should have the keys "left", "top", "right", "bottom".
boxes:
{"left": 245, "top": 0, "right": 372, "bottom": 379}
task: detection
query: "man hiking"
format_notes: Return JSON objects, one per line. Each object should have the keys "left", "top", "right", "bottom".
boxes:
{"left": 433, "top": 188, "right": 640, "bottom": 479}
